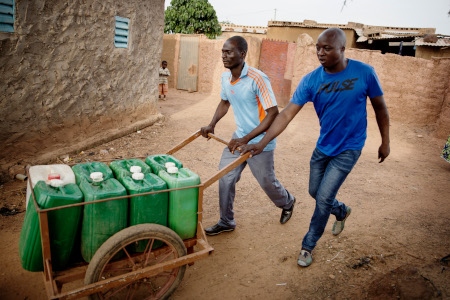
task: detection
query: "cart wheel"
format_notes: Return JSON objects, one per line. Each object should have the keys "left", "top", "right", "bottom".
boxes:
{"left": 84, "top": 224, "right": 187, "bottom": 300}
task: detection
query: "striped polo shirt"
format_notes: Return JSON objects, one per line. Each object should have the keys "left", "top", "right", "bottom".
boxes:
{"left": 220, "top": 63, "right": 277, "bottom": 151}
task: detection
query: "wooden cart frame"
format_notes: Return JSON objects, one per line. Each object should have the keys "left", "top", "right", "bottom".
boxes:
{"left": 28, "top": 131, "right": 249, "bottom": 299}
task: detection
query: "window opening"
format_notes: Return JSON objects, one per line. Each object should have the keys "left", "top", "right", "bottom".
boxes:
{"left": 115, "top": 16, "right": 129, "bottom": 48}
{"left": 0, "top": 0, "right": 15, "bottom": 33}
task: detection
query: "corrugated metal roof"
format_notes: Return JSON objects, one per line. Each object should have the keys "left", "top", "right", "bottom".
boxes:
{"left": 357, "top": 36, "right": 368, "bottom": 42}
{"left": 365, "top": 34, "right": 417, "bottom": 40}
{"left": 383, "top": 30, "right": 421, "bottom": 35}
{"left": 221, "top": 24, "right": 267, "bottom": 34}
{"left": 415, "top": 37, "right": 450, "bottom": 47}
{"left": 268, "top": 20, "right": 352, "bottom": 29}
{"left": 267, "top": 20, "right": 450, "bottom": 47}
{"left": 354, "top": 28, "right": 364, "bottom": 35}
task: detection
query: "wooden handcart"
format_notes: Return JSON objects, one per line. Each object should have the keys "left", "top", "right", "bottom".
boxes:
{"left": 27, "top": 131, "right": 249, "bottom": 299}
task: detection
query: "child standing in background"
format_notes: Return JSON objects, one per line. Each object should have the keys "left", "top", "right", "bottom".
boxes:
{"left": 159, "top": 61, "right": 170, "bottom": 100}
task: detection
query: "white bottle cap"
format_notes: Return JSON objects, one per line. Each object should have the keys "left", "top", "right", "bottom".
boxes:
{"left": 49, "top": 179, "right": 65, "bottom": 187}
{"left": 167, "top": 166, "right": 178, "bottom": 174}
{"left": 165, "top": 162, "right": 176, "bottom": 168}
{"left": 132, "top": 172, "right": 145, "bottom": 180}
{"left": 90, "top": 172, "right": 104, "bottom": 182}
{"left": 130, "top": 165, "right": 142, "bottom": 173}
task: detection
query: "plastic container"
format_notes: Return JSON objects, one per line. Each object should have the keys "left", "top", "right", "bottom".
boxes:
{"left": 121, "top": 172, "right": 169, "bottom": 251}
{"left": 145, "top": 154, "right": 183, "bottom": 175}
{"left": 158, "top": 167, "right": 200, "bottom": 240}
{"left": 19, "top": 180, "right": 83, "bottom": 272}
{"left": 72, "top": 162, "right": 114, "bottom": 185}
{"left": 26, "top": 164, "right": 76, "bottom": 209}
{"left": 78, "top": 175, "right": 127, "bottom": 263}
{"left": 109, "top": 158, "right": 152, "bottom": 181}
{"left": 121, "top": 172, "right": 168, "bottom": 226}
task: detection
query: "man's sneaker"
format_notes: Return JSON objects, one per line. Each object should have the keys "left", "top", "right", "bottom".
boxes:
{"left": 332, "top": 206, "right": 352, "bottom": 236}
{"left": 204, "top": 223, "right": 234, "bottom": 236}
{"left": 280, "top": 198, "right": 296, "bottom": 224}
{"left": 297, "top": 249, "right": 313, "bottom": 267}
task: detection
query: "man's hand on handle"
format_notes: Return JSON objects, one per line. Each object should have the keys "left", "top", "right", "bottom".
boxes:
{"left": 238, "top": 143, "right": 264, "bottom": 158}
{"left": 200, "top": 125, "right": 215, "bottom": 140}
{"left": 228, "top": 137, "right": 249, "bottom": 154}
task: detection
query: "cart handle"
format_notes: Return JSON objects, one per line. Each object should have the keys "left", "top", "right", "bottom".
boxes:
{"left": 166, "top": 130, "right": 231, "bottom": 155}
{"left": 206, "top": 132, "right": 229, "bottom": 146}
{"left": 166, "top": 130, "right": 202, "bottom": 155}
{"left": 165, "top": 130, "right": 251, "bottom": 190}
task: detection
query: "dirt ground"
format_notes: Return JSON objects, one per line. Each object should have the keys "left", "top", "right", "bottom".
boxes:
{"left": 1, "top": 89, "right": 449, "bottom": 300}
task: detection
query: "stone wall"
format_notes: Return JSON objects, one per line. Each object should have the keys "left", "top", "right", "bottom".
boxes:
{"left": 0, "top": 0, "right": 165, "bottom": 181}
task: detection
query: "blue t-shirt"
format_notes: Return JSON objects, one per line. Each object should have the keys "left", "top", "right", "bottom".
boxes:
{"left": 221, "top": 63, "right": 278, "bottom": 151}
{"left": 291, "top": 59, "right": 383, "bottom": 156}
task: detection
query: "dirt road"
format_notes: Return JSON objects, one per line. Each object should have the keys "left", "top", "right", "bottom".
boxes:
{"left": 1, "top": 89, "right": 449, "bottom": 299}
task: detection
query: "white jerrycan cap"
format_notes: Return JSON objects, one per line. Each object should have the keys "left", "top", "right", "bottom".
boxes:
{"left": 165, "top": 162, "right": 176, "bottom": 169}
{"left": 167, "top": 166, "right": 178, "bottom": 174}
{"left": 90, "top": 172, "right": 104, "bottom": 182}
{"left": 49, "top": 179, "right": 65, "bottom": 188}
{"left": 130, "top": 165, "right": 142, "bottom": 173}
{"left": 132, "top": 172, "right": 145, "bottom": 180}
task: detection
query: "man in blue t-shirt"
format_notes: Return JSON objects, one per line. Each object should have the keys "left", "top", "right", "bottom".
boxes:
{"left": 240, "top": 28, "right": 390, "bottom": 267}
{"left": 200, "top": 36, "right": 296, "bottom": 236}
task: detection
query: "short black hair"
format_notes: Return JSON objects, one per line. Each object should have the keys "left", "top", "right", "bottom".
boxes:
{"left": 227, "top": 36, "right": 248, "bottom": 53}
{"left": 162, "top": 60, "right": 167, "bottom": 64}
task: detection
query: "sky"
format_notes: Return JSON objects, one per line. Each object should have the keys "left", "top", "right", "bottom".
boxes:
{"left": 165, "top": 0, "right": 450, "bottom": 35}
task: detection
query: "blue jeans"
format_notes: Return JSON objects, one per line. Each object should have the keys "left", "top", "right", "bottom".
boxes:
{"left": 217, "top": 147, "right": 294, "bottom": 228}
{"left": 302, "top": 148, "right": 361, "bottom": 252}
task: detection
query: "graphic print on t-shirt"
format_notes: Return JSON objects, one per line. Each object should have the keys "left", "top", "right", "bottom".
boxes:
{"left": 317, "top": 78, "right": 359, "bottom": 94}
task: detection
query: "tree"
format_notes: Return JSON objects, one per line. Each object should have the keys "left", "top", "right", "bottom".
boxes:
{"left": 164, "top": 0, "right": 222, "bottom": 39}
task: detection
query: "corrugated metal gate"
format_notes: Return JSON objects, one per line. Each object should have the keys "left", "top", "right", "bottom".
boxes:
{"left": 176, "top": 36, "right": 199, "bottom": 92}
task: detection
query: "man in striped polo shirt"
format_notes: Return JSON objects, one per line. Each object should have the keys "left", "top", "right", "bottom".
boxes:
{"left": 200, "top": 36, "right": 296, "bottom": 236}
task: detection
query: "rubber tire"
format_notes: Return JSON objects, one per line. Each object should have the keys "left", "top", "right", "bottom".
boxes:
{"left": 84, "top": 224, "right": 187, "bottom": 300}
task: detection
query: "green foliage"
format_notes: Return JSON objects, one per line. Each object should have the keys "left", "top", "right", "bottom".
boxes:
{"left": 164, "top": 0, "right": 222, "bottom": 39}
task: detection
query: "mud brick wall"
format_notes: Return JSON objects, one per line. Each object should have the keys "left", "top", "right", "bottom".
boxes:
{"left": 0, "top": 0, "right": 165, "bottom": 181}
{"left": 192, "top": 33, "right": 448, "bottom": 138}
{"left": 196, "top": 35, "right": 262, "bottom": 97}
{"left": 290, "top": 34, "right": 450, "bottom": 138}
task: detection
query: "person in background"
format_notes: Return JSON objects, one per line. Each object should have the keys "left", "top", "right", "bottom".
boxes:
{"left": 239, "top": 28, "right": 390, "bottom": 267}
{"left": 200, "top": 36, "right": 296, "bottom": 236}
{"left": 159, "top": 60, "right": 170, "bottom": 100}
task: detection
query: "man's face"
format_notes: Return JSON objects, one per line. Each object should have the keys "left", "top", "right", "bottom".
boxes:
{"left": 221, "top": 40, "right": 244, "bottom": 70}
{"left": 316, "top": 34, "right": 344, "bottom": 71}
{"left": 162, "top": 62, "right": 167, "bottom": 69}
